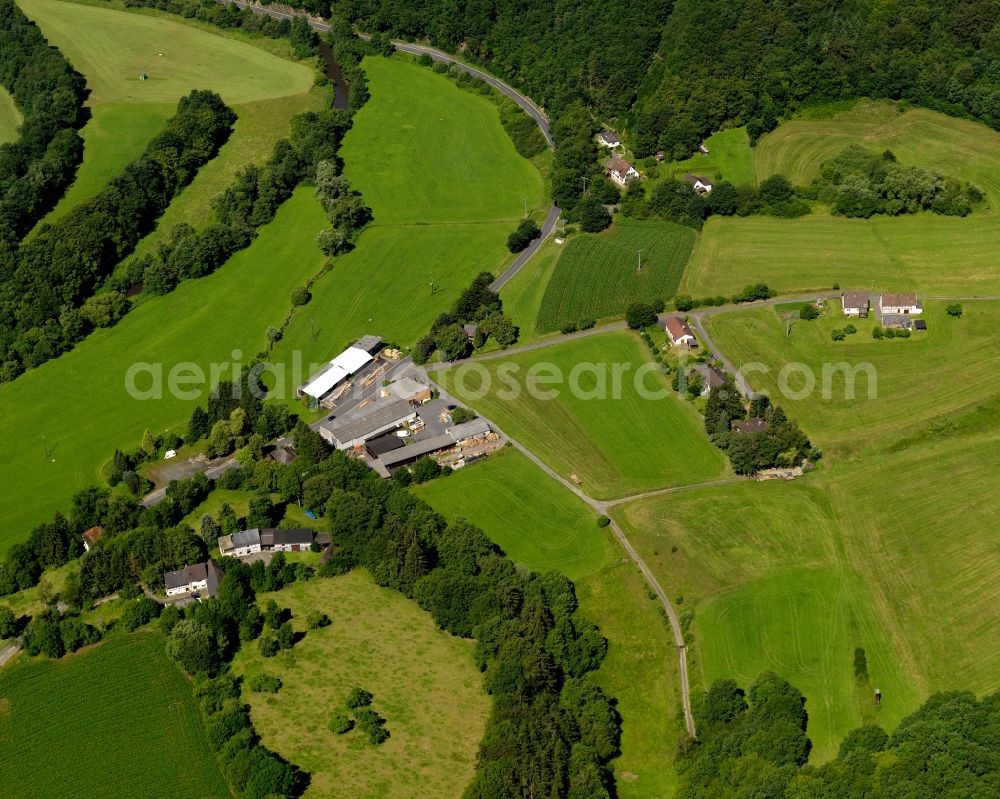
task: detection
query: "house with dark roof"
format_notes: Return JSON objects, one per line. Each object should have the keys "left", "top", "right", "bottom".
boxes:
{"left": 841, "top": 291, "right": 869, "bottom": 317}
{"left": 664, "top": 316, "right": 697, "bottom": 347}
{"left": 268, "top": 446, "right": 297, "bottom": 465}
{"left": 732, "top": 417, "right": 767, "bottom": 434}
{"left": 881, "top": 314, "right": 913, "bottom": 329}
{"left": 608, "top": 156, "right": 639, "bottom": 186}
{"left": 82, "top": 525, "right": 105, "bottom": 552}
{"left": 683, "top": 174, "right": 713, "bottom": 194}
{"left": 228, "top": 529, "right": 262, "bottom": 557}
{"left": 598, "top": 130, "right": 621, "bottom": 148}
{"left": 164, "top": 561, "right": 221, "bottom": 598}
{"left": 692, "top": 363, "right": 731, "bottom": 396}
{"left": 260, "top": 529, "right": 313, "bottom": 552}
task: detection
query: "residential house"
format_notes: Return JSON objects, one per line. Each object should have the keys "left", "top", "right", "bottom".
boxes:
{"left": 164, "top": 561, "right": 221, "bottom": 598}
{"left": 841, "top": 291, "right": 869, "bottom": 317}
{"left": 692, "top": 363, "right": 731, "bottom": 397}
{"left": 879, "top": 292, "right": 922, "bottom": 315}
{"left": 683, "top": 174, "right": 713, "bottom": 194}
{"left": 608, "top": 156, "right": 639, "bottom": 186}
{"left": 462, "top": 323, "right": 478, "bottom": 344}
{"left": 664, "top": 316, "right": 698, "bottom": 348}
{"left": 259, "top": 529, "right": 313, "bottom": 552}
{"left": 229, "top": 529, "right": 263, "bottom": 557}
{"left": 82, "top": 525, "right": 104, "bottom": 552}
{"left": 732, "top": 417, "right": 767, "bottom": 434}
{"left": 598, "top": 130, "right": 620, "bottom": 148}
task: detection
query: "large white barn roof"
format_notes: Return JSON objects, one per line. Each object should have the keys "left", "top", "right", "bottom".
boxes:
{"left": 301, "top": 346, "right": 373, "bottom": 399}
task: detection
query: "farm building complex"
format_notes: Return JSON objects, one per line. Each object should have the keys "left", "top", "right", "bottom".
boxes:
{"left": 218, "top": 528, "right": 314, "bottom": 558}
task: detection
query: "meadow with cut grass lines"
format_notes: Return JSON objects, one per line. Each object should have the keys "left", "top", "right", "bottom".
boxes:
{"left": 701, "top": 300, "right": 1000, "bottom": 455}
{"left": 536, "top": 219, "right": 695, "bottom": 332}
{"left": 683, "top": 100, "right": 1000, "bottom": 296}
{"left": 438, "top": 330, "right": 729, "bottom": 499}
{"left": 0, "top": 633, "right": 229, "bottom": 798}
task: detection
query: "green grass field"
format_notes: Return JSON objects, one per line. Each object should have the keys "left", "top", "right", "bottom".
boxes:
{"left": 0, "top": 632, "right": 229, "bottom": 797}
{"left": 0, "top": 84, "right": 21, "bottom": 145}
{"left": 536, "top": 219, "right": 695, "bottom": 332}
{"left": 341, "top": 58, "right": 544, "bottom": 225}
{"left": 20, "top": 0, "right": 321, "bottom": 234}
{"left": 18, "top": 0, "right": 313, "bottom": 105}
{"left": 499, "top": 239, "right": 562, "bottom": 343}
{"left": 0, "top": 188, "right": 327, "bottom": 554}
{"left": 272, "top": 56, "right": 543, "bottom": 359}
{"left": 438, "top": 331, "right": 729, "bottom": 499}
{"left": 683, "top": 101, "right": 1000, "bottom": 295}
{"left": 415, "top": 447, "right": 612, "bottom": 580}
{"left": 617, "top": 478, "right": 916, "bottom": 761}
{"left": 701, "top": 301, "right": 1000, "bottom": 457}
{"left": 414, "top": 449, "right": 682, "bottom": 798}
{"left": 233, "top": 570, "right": 488, "bottom": 799}
{"left": 654, "top": 126, "right": 754, "bottom": 189}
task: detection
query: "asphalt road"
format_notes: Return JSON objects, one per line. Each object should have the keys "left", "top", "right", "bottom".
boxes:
{"left": 0, "top": 640, "right": 20, "bottom": 668}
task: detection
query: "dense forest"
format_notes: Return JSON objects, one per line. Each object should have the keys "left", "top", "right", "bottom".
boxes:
{"left": 0, "top": 0, "right": 87, "bottom": 245}
{"left": 638, "top": 0, "right": 1000, "bottom": 157}
{"left": 679, "top": 673, "right": 1000, "bottom": 798}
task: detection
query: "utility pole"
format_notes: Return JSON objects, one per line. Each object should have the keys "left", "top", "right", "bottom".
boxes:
{"left": 637, "top": 249, "right": 643, "bottom": 274}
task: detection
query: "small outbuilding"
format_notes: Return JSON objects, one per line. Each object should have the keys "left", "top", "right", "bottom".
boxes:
{"left": 914, "top": 319, "right": 927, "bottom": 331}
{"left": 698, "top": 143, "right": 710, "bottom": 155}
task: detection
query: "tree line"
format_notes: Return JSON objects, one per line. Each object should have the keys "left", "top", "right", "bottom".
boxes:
{"left": 0, "top": 91, "right": 237, "bottom": 381}
{"left": 0, "top": 0, "right": 88, "bottom": 246}
{"left": 636, "top": 0, "right": 1000, "bottom": 159}
{"left": 679, "top": 672, "right": 1000, "bottom": 798}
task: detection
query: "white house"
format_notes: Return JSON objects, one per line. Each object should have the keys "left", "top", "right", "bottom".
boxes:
{"left": 879, "top": 292, "right": 922, "bottom": 315}
{"left": 841, "top": 291, "right": 869, "bottom": 317}
{"left": 664, "top": 316, "right": 697, "bottom": 348}
{"left": 683, "top": 173, "right": 713, "bottom": 194}
{"left": 598, "top": 130, "right": 621, "bottom": 148}
{"left": 608, "top": 156, "right": 639, "bottom": 186}
{"left": 228, "top": 529, "right": 263, "bottom": 557}
{"left": 164, "top": 561, "right": 221, "bottom": 598}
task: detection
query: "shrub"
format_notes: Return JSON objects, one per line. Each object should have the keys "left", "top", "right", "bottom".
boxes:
{"left": 121, "top": 596, "right": 162, "bottom": 632}
{"left": 560, "top": 321, "right": 578, "bottom": 334}
{"left": 597, "top": 516, "right": 611, "bottom": 528}
{"left": 946, "top": 303, "right": 963, "bottom": 317}
{"left": 579, "top": 318, "right": 596, "bottom": 330}
{"left": 306, "top": 611, "right": 331, "bottom": 629}
{"left": 346, "top": 687, "right": 374, "bottom": 709}
{"left": 844, "top": 323, "right": 857, "bottom": 334}
{"left": 831, "top": 329, "right": 846, "bottom": 341}
{"left": 799, "top": 304, "right": 819, "bottom": 320}
{"left": 290, "top": 286, "right": 311, "bottom": 306}
{"left": 450, "top": 407, "right": 477, "bottom": 425}
{"left": 896, "top": 327, "right": 911, "bottom": 338}
{"left": 329, "top": 713, "right": 353, "bottom": 734}
{"left": 872, "top": 326, "right": 884, "bottom": 339}
{"left": 674, "top": 294, "right": 695, "bottom": 312}
{"left": 258, "top": 634, "right": 279, "bottom": 658}
{"left": 249, "top": 674, "right": 282, "bottom": 693}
